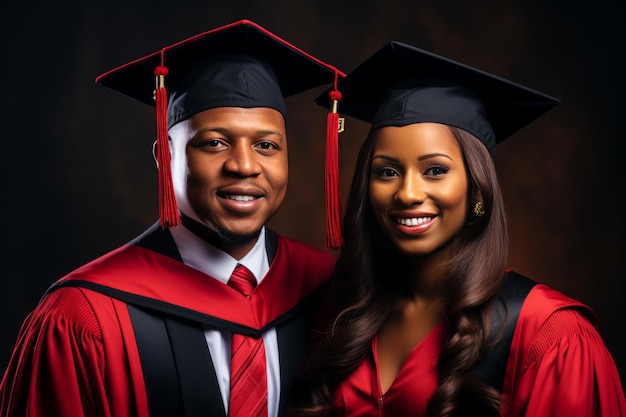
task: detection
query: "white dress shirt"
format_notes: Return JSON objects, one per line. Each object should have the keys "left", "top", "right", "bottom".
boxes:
{"left": 169, "top": 224, "right": 280, "bottom": 417}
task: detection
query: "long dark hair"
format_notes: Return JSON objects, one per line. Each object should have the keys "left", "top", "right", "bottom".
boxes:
{"left": 290, "top": 126, "right": 509, "bottom": 417}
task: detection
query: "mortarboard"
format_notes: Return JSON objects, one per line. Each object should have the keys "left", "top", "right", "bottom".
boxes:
{"left": 317, "top": 41, "right": 560, "bottom": 157}
{"left": 316, "top": 40, "right": 560, "bottom": 249}
{"left": 95, "top": 20, "right": 345, "bottom": 247}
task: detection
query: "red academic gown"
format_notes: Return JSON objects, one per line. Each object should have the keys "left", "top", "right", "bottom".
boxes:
{"left": 0, "top": 224, "right": 335, "bottom": 417}
{"left": 332, "top": 277, "right": 626, "bottom": 417}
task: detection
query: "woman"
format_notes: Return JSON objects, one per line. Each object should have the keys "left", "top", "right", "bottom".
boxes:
{"left": 290, "top": 42, "right": 625, "bottom": 417}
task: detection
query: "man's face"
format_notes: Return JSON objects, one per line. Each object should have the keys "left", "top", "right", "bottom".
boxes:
{"left": 169, "top": 106, "right": 288, "bottom": 241}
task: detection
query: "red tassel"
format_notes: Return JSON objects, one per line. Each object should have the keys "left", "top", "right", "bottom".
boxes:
{"left": 154, "top": 64, "right": 181, "bottom": 228}
{"left": 325, "top": 89, "right": 343, "bottom": 250}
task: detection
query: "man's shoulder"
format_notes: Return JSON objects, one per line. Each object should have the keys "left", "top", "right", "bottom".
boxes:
{"left": 275, "top": 233, "right": 329, "bottom": 252}
{"left": 64, "top": 244, "right": 170, "bottom": 277}
{"left": 275, "top": 233, "right": 336, "bottom": 264}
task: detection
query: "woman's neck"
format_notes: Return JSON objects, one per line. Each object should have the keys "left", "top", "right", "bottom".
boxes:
{"left": 404, "top": 247, "right": 452, "bottom": 302}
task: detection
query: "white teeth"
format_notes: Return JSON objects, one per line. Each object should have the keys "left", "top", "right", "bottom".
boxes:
{"left": 397, "top": 217, "right": 432, "bottom": 226}
{"left": 225, "top": 194, "right": 255, "bottom": 202}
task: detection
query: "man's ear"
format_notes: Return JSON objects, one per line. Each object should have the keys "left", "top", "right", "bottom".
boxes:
{"left": 152, "top": 139, "right": 159, "bottom": 167}
{"left": 152, "top": 138, "right": 173, "bottom": 168}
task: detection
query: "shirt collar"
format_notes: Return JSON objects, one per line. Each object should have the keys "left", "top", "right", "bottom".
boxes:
{"left": 169, "top": 224, "right": 269, "bottom": 285}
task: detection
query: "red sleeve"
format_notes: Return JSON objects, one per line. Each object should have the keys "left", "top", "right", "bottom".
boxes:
{"left": 504, "top": 307, "right": 626, "bottom": 417}
{"left": 0, "top": 288, "right": 148, "bottom": 417}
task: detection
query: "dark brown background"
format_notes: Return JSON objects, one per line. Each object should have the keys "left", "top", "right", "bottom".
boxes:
{"left": 2, "top": 0, "right": 624, "bottom": 384}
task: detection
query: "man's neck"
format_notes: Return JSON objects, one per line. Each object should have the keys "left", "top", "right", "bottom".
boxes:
{"left": 180, "top": 214, "right": 261, "bottom": 260}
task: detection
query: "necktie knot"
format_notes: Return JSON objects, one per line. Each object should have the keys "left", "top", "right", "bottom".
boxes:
{"left": 228, "top": 264, "right": 257, "bottom": 297}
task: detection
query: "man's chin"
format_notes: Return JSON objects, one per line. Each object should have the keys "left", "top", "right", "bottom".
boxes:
{"left": 215, "top": 228, "right": 262, "bottom": 248}
{"left": 180, "top": 214, "right": 262, "bottom": 250}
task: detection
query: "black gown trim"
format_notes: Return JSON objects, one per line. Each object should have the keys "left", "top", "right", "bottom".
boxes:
{"left": 476, "top": 271, "right": 536, "bottom": 392}
{"left": 469, "top": 271, "right": 536, "bottom": 415}
{"left": 127, "top": 305, "right": 184, "bottom": 417}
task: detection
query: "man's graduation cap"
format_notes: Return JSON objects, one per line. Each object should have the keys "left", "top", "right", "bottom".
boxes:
{"left": 96, "top": 19, "right": 344, "bottom": 247}
{"left": 317, "top": 40, "right": 560, "bottom": 248}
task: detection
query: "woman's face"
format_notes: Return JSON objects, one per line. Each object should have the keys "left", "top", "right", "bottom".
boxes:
{"left": 369, "top": 123, "right": 469, "bottom": 257}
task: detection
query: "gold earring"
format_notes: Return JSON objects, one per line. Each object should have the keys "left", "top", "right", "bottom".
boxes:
{"left": 473, "top": 201, "right": 486, "bottom": 217}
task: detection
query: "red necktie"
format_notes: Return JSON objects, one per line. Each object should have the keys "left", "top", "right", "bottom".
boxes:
{"left": 227, "top": 264, "right": 268, "bottom": 417}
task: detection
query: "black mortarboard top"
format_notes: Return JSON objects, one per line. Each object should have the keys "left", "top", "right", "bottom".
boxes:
{"left": 316, "top": 41, "right": 560, "bottom": 158}
{"left": 95, "top": 19, "right": 344, "bottom": 240}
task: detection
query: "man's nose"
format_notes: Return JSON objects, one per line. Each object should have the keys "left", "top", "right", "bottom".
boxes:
{"left": 223, "top": 143, "right": 262, "bottom": 177}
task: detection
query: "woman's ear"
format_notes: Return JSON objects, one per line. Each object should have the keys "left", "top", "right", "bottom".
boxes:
{"left": 471, "top": 192, "right": 486, "bottom": 218}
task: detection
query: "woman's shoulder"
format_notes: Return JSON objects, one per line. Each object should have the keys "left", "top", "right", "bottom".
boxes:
{"left": 520, "top": 278, "right": 598, "bottom": 328}
{"left": 503, "top": 276, "right": 626, "bottom": 416}
{"left": 507, "top": 272, "right": 605, "bottom": 362}
{"left": 502, "top": 270, "right": 595, "bottom": 323}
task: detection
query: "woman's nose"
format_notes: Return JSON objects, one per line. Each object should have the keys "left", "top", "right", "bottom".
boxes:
{"left": 395, "top": 174, "right": 427, "bottom": 205}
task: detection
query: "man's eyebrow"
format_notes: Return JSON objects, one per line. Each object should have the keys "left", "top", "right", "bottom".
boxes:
{"left": 195, "top": 127, "right": 284, "bottom": 138}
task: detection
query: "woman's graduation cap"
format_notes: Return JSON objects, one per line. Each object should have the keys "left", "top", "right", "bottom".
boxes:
{"left": 318, "top": 40, "right": 560, "bottom": 156}
{"left": 96, "top": 19, "right": 344, "bottom": 246}
{"left": 317, "top": 40, "right": 560, "bottom": 248}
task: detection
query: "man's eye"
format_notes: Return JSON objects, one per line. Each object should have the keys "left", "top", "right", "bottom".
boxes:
{"left": 256, "top": 141, "right": 276, "bottom": 150}
{"left": 194, "top": 138, "right": 227, "bottom": 151}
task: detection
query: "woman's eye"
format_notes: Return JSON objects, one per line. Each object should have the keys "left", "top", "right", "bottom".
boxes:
{"left": 425, "top": 166, "right": 448, "bottom": 176}
{"left": 375, "top": 167, "right": 398, "bottom": 177}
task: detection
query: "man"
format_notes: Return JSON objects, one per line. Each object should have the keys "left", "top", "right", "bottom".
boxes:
{"left": 0, "top": 20, "right": 343, "bottom": 417}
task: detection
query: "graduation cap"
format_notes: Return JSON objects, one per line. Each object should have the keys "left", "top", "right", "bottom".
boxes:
{"left": 95, "top": 20, "right": 344, "bottom": 245}
{"left": 317, "top": 40, "right": 560, "bottom": 248}
{"left": 317, "top": 41, "right": 559, "bottom": 157}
